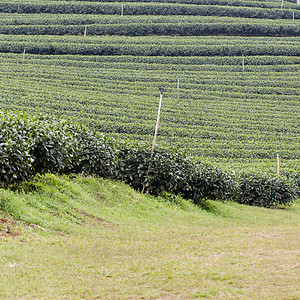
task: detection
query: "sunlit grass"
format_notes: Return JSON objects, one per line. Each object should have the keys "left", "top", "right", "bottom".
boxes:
{"left": 0, "top": 174, "right": 299, "bottom": 299}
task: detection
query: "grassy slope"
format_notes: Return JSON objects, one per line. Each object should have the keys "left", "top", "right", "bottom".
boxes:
{"left": 0, "top": 174, "right": 299, "bottom": 299}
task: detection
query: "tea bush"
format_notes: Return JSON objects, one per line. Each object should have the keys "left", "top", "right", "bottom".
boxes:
{"left": 0, "top": 114, "right": 33, "bottom": 185}
{"left": 0, "top": 111, "right": 296, "bottom": 208}
{"left": 235, "top": 172, "right": 297, "bottom": 207}
{"left": 72, "top": 129, "right": 118, "bottom": 178}
{"left": 116, "top": 145, "right": 195, "bottom": 196}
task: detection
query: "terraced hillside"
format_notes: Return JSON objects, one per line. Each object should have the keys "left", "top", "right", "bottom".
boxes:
{"left": 0, "top": 0, "right": 299, "bottom": 174}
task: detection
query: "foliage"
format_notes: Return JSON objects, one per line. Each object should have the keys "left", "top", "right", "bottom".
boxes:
{"left": 116, "top": 145, "right": 195, "bottom": 196}
{"left": 185, "top": 163, "right": 238, "bottom": 204}
{"left": 72, "top": 129, "right": 118, "bottom": 177}
{"left": 0, "top": 111, "right": 296, "bottom": 207}
{"left": 0, "top": 1, "right": 299, "bottom": 20}
{"left": 0, "top": 113, "right": 33, "bottom": 185}
{"left": 0, "top": 0, "right": 298, "bottom": 207}
{"left": 0, "top": 111, "right": 116, "bottom": 185}
{"left": 0, "top": 45, "right": 298, "bottom": 173}
{"left": 29, "top": 118, "right": 79, "bottom": 174}
{"left": 1, "top": 22, "right": 299, "bottom": 37}
{"left": 235, "top": 172, "right": 297, "bottom": 207}
{"left": 1, "top": 38, "right": 300, "bottom": 56}
{"left": 281, "top": 171, "right": 300, "bottom": 197}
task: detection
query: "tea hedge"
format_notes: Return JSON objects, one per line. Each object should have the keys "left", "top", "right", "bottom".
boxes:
{"left": 1, "top": 40, "right": 300, "bottom": 56}
{"left": 0, "top": 45, "right": 298, "bottom": 173}
{"left": 0, "top": 111, "right": 297, "bottom": 207}
{"left": 40, "top": 0, "right": 299, "bottom": 10}
{"left": 1, "top": 22, "right": 299, "bottom": 37}
{"left": 0, "top": 2, "right": 299, "bottom": 19}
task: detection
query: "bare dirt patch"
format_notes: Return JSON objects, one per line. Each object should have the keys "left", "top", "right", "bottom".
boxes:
{"left": 72, "top": 208, "right": 118, "bottom": 229}
{"left": 0, "top": 218, "right": 22, "bottom": 238}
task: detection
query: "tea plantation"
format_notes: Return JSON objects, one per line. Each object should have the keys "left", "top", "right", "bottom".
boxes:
{"left": 0, "top": 0, "right": 299, "bottom": 192}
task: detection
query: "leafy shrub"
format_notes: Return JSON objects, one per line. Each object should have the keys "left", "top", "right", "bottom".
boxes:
{"left": 115, "top": 145, "right": 194, "bottom": 196}
{"left": 0, "top": 111, "right": 296, "bottom": 208}
{"left": 281, "top": 171, "right": 300, "bottom": 197}
{"left": 115, "top": 145, "right": 239, "bottom": 205}
{"left": 185, "top": 164, "right": 238, "bottom": 204}
{"left": 29, "top": 118, "right": 79, "bottom": 174}
{"left": 235, "top": 173, "right": 296, "bottom": 207}
{"left": 0, "top": 111, "right": 119, "bottom": 186}
{"left": 72, "top": 129, "right": 118, "bottom": 177}
{"left": 0, "top": 113, "right": 33, "bottom": 185}
{"left": 1, "top": 22, "right": 299, "bottom": 37}
{"left": 0, "top": 2, "right": 298, "bottom": 20}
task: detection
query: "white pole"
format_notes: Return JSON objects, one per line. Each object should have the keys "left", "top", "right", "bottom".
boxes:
{"left": 84, "top": 25, "right": 87, "bottom": 37}
{"left": 277, "top": 151, "right": 280, "bottom": 175}
{"left": 177, "top": 76, "right": 180, "bottom": 98}
{"left": 141, "top": 87, "right": 164, "bottom": 194}
{"left": 242, "top": 54, "right": 245, "bottom": 72}
{"left": 151, "top": 88, "right": 164, "bottom": 156}
{"left": 293, "top": 11, "right": 295, "bottom": 22}
{"left": 22, "top": 48, "right": 26, "bottom": 62}
{"left": 281, "top": 0, "right": 284, "bottom": 9}
{"left": 121, "top": 2, "right": 124, "bottom": 16}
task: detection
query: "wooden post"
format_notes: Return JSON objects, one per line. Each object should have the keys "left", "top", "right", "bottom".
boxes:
{"left": 84, "top": 25, "right": 87, "bottom": 37}
{"left": 121, "top": 2, "right": 124, "bottom": 16}
{"left": 177, "top": 76, "right": 180, "bottom": 98}
{"left": 141, "top": 87, "right": 164, "bottom": 194}
{"left": 242, "top": 54, "right": 245, "bottom": 72}
{"left": 22, "top": 48, "right": 26, "bottom": 63}
{"left": 293, "top": 11, "right": 295, "bottom": 22}
{"left": 281, "top": 0, "right": 284, "bottom": 9}
{"left": 151, "top": 87, "right": 164, "bottom": 156}
{"left": 277, "top": 151, "right": 280, "bottom": 175}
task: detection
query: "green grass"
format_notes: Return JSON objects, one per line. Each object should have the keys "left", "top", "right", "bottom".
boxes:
{"left": 0, "top": 174, "right": 299, "bottom": 299}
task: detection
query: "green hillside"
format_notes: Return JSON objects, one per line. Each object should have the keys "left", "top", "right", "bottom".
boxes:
{"left": 0, "top": 174, "right": 299, "bottom": 299}
{"left": 0, "top": 4, "right": 299, "bottom": 298}
{"left": 0, "top": 0, "right": 299, "bottom": 174}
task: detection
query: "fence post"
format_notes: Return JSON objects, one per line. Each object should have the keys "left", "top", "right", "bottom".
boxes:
{"left": 141, "top": 87, "right": 165, "bottom": 194}
{"left": 277, "top": 151, "right": 280, "bottom": 175}
{"left": 242, "top": 54, "right": 245, "bottom": 72}
{"left": 22, "top": 48, "right": 26, "bottom": 63}
{"left": 177, "top": 76, "right": 180, "bottom": 98}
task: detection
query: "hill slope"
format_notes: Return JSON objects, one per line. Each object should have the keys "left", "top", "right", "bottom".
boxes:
{"left": 1, "top": 174, "right": 299, "bottom": 299}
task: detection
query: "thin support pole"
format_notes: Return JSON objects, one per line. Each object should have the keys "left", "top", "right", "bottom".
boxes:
{"left": 281, "top": 0, "right": 284, "bottom": 9}
{"left": 22, "top": 48, "right": 26, "bottom": 63}
{"left": 242, "top": 54, "right": 245, "bottom": 72}
{"left": 84, "top": 25, "right": 87, "bottom": 37}
{"left": 177, "top": 76, "right": 180, "bottom": 98}
{"left": 277, "top": 151, "right": 280, "bottom": 175}
{"left": 121, "top": 2, "right": 124, "bottom": 16}
{"left": 293, "top": 11, "right": 295, "bottom": 22}
{"left": 141, "top": 88, "right": 164, "bottom": 194}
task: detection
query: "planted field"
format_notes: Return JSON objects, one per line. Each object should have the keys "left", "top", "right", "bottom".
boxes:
{"left": 0, "top": 0, "right": 299, "bottom": 174}
{"left": 0, "top": 36, "right": 299, "bottom": 173}
{"left": 0, "top": 2, "right": 299, "bottom": 297}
